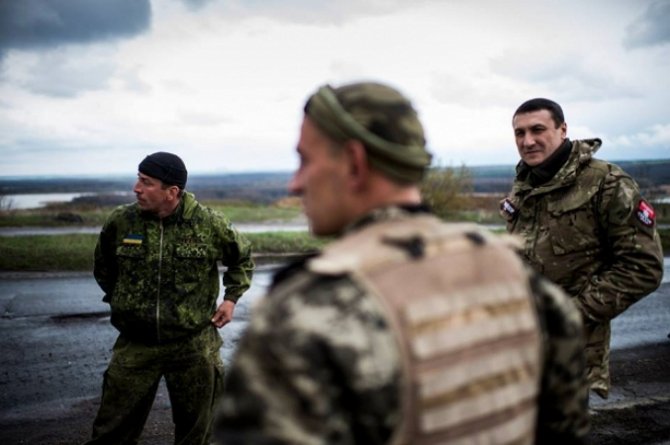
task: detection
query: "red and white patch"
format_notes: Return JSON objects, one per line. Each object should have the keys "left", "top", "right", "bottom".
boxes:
{"left": 500, "top": 198, "right": 518, "bottom": 218}
{"left": 636, "top": 200, "right": 656, "bottom": 227}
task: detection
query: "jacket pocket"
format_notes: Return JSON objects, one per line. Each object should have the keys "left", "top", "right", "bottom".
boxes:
{"left": 113, "top": 244, "right": 146, "bottom": 309}
{"left": 546, "top": 194, "right": 600, "bottom": 256}
{"left": 115, "top": 244, "right": 144, "bottom": 276}
{"left": 174, "top": 243, "right": 211, "bottom": 293}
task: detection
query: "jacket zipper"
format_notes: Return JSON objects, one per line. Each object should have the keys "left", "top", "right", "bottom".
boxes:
{"left": 156, "top": 221, "right": 164, "bottom": 343}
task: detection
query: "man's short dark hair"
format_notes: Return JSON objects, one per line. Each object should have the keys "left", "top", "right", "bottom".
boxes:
{"left": 514, "top": 98, "right": 565, "bottom": 128}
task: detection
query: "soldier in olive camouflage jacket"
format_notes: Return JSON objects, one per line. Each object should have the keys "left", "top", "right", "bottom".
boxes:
{"left": 86, "top": 152, "right": 254, "bottom": 445}
{"left": 501, "top": 99, "right": 664, "bottom": 398}
{"left": 215, "top": 83, "right": 589, "bottom": 444}
{"left": 95, "top": 190, "right": 253, "bottom": 343}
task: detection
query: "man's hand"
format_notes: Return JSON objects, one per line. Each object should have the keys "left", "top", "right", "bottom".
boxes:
{"left": 212, "top": 300, "right": 236, "bottom": 328}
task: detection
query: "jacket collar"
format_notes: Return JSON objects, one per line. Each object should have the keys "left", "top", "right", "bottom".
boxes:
{"left": 136, "top": 191, "right": 198, "bottom": 223}
{"left": 514, "top": 138, "right": 602, "bottom": 195}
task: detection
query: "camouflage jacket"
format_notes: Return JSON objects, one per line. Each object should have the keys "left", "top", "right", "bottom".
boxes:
{"left": 500, "top": 139, "right": 664, "bottom": 397}
{"left": 214, "top": 207, "right": 589, "bottom": 444}
{"left": 94, "top": 192, "right": 254, "bottom": 344}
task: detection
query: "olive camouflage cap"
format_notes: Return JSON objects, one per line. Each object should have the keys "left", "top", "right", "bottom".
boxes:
{"left": 304, "top": 82, "right": 432, "bottom": 184}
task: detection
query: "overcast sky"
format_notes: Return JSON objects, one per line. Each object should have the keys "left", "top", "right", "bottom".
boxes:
{"left": 1, "top": 0, "right": 669, "bottom": 177}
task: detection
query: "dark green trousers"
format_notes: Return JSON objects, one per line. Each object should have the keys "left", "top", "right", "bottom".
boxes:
{"left": 85, "top": 326, "right": 224, "bottom": 445}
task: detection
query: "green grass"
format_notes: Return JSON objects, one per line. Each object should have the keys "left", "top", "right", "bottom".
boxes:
{"left": 203, "top": 202, "right": 301, "bottom": 223}
{"left": 1, "top": 234, "right": 99, "bottom": 271}
{"left": 0, "top": 232, "right": 325, "bottom": 272}
{"left": 245, "top": 232, "right": 328, "bottom": 253}
{"left": 0, "top": 202, "right": 302, "bottom": 228}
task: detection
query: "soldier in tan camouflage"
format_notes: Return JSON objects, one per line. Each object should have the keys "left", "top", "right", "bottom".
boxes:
{"left": 214, "top": 83, "right": 590, "bottom": 444}
{"left": 500, "top": 98, "right": 664, "bottom": 399}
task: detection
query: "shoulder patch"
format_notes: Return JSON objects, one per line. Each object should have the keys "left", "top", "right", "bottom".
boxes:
{"left": 500, "top": 198, "right": 518, "bottom": 218}
{"left": 636, "top": 200, "right": 656, "bottom": 227}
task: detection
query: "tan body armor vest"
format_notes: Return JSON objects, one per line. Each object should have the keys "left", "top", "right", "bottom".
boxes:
{"left": 309, "top": 215, "right": 542, "bottom": 445}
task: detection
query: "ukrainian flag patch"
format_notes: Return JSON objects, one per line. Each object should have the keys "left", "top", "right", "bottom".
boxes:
{"left": 123, "top": 234, "right": 143, "bottom": 245}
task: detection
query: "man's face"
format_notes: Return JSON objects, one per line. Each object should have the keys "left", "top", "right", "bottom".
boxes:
{"left": 513, "top": 109, "right": 567, "bottom": 167}
{"left": 133, "top": 172, "right": 172, "bottom": 214}
{"left": 288, "top": 117, "right": 351, "bottom": 236}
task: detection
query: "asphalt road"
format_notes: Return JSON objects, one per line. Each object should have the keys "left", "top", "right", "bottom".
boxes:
{"left": 0, "top": 268, "right": 271, "bottom": 445}
{"left": 1, "top": 263, "right": 669, "bottom": 445}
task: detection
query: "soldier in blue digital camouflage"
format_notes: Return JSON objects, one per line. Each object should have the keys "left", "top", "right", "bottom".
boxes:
{"left": 500, "top": 98, "right": 664, "bottom": 399}
{"left": 213, "top": 82, "right": 590, "bottom": 444}
{"left": 85, "top": 152, "right": 254, "bottom": 445}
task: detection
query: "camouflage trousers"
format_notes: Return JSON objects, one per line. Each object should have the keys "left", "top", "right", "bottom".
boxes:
{"left": 85, "top": 326, "right": 224, "bottom": 445}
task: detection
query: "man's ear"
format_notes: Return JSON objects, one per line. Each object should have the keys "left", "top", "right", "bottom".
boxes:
{"left": 166, "top": 186, "right": 181, "bottom": 201}
{"left": 343, "top": 140, "right": 370, "bottom": 191}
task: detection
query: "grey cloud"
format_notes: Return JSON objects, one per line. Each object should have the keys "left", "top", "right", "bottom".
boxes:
{"left": 0, "top": 0, "right": 151, "bottom": 56}
{"left": 624, "top": 1, "right": 670, "bottom": 49}
{"left": 181, "top": 0, "right": 213, "bottom": 10}
{"left": 0, "top": 140, "right": 137, "bottom": 176}
{"left": 429, "top": 72, "right": 519, "bottom": 108}
{"left": 489, "top": 51, "right": 642, "bottom": 102}
{"left": 6, "top": 49, "right": 116, "bottom": 98}
{"left": 116, "top": 69, "right": 152, "bottom": 95}
{"left": 0, "top": 134, "right": 86, "bottom": 173}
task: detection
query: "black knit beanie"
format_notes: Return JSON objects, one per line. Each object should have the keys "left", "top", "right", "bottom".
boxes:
{"left": 138, "top": 152, "right": 188, "bottom": 189}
